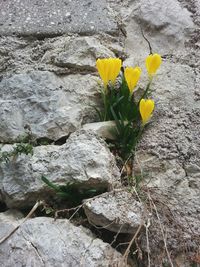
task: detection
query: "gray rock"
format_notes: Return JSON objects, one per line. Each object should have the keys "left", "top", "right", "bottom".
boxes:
{"left": 0, "top": 0, "right": 118, "bottom": 37}
{"left": 0, "top": 213, "right": 128, "bottom": 267}
{"left": 124, "top": 12, "right": 200, "bottom": 264}
{"left": 84, "top": 190, "right": 145, "bottom": 234}
{"left": 82, "top": 121, "right": 117, "bottom": 140}
{"left": 133, "top": 62, "right": 200, "bottom": 177}
{"left": 43, "top": 36, "right": 115, "bottom": 71}
{"left": 108, "top": 0, "right": 200, "bottom": 263}
{"left": 121, "top": 0, "right": 194, "bottom": 63}
{"left": 0, "top": 130, "right": 120, "bottom": 208}
{"left": 0, "top": 71, "right": 99, "bottom": 142}
{"left": 0, "top": 209, "right": 24, "bottom": 224}
{"left": 0, "top": 34, "right": 122, "bottom": 76}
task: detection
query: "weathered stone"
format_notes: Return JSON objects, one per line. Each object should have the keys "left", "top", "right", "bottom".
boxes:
{"left": 0, "top": 71, "right": 99, "bottom": 143}
{"left": 0, "top": 213, "right": 128, "bottom": 267}
{"left": 120, "top": 0, "right": 194, "bottom": 63}
{"left": 0, "top": 131, "right": 120, "bottom": 208}
{"left": 82, "top": 121, "right": 117, "bottom": 140}
{"left": 43, "top": 36, "right": 115, "bottom": 71}
{"left": 0, "top": 0, "right": 200, "bottom": 266}
{"left": 107, "top": 1, "right": 200, "bottom": 264}
{"left": 0, "top": 209, "right": 24, "bottom": 224}
{"left": 84, "top": 190, "right": 144, "bottom": 234}
{"left": 133, "top": 62, "right": 200, "bottom": 169}
{"left": 0, "top": 35, "right": 122, "bottom": 76}
{"left": 124, "top": 12, "right": 200, "bottom": 265}
{"left": 0, "top": 0, "right": 118, "bottom": 37}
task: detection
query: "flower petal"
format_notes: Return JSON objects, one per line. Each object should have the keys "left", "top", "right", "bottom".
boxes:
{"left": 96, "top": 58, "right": 122, "bottom": 87}
{"left": 139, "top": 99, "right": 155, "bottom": 124}
{"left": 124, "top": 66, "right": 142, "bottom": 93}
{"left": 145, "top": 53, "right": 162, "bottom": 76}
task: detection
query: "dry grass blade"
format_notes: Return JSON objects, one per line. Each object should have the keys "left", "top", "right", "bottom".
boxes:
{"left": 121, "top": 223, "right": 143, "bottom": 265}
{"left": 0, "top": 200, "right": 44, "bottom": 245}
{"left": 147, "top": 193, "right": 174, "bottom": 267}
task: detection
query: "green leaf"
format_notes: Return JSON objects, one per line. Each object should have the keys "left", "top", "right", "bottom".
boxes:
{"left": 41, "top": 176, "right": 61, "bottom": 192}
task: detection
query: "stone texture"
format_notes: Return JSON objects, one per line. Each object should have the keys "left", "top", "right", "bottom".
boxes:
{"left": 0, "top": 0, "right": 118, "bottom": 37}
{"left": 0, "top": 0, "right": 200, "bottom": 266}
{"left": 84, "top": 190, "right": 144, "bottom": 234}
{"left": 119, "top": 0, "right": 194, "bottom": 64}
{"left": 106, "top": 0, "right": 200, "bottom": 265}
{"left": 0, "top": 131, "right": 120, "bottom": 208}
{"left": 134, "top": 62, "right": 199, "bottom": 168}
{"left": 82, "top": 121, "right": 117, "bottom": 140}
{"left": 0, "top": 34, "right": 122, "bottom": 76}
{"left": 43, "top": 36, "right": 116, "bottom": 71}
{"left": 0, "top": 213, "right": 128, "bottom": 267}
{"left": 0, "top": 71, "right": 99, "bottom": 143}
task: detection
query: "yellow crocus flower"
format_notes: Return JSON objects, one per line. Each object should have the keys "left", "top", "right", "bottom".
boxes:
{"left": 124, "top": 66, "right": 142, "bottom": 94}
{"left": 108, "top": 58, "right": 122, "bottom": 85}
{"left": 145, "top": 53, "right": 162, "bottom": 77}
{"left": 139, "top": 99, "right": 155, "bottom": 124}
{"left": 96, "top": 58, "right": 110, "bottom": 87}
{"left": 96, "top": 58, "right": 122, "bottom": 87}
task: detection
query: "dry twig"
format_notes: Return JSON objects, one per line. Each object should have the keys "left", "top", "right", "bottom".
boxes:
{"left": 147, "top": 193, "right": 174, "bottom": 267}
{"left": 121, "top": 223, "right": 143, "bottom": 265}
{"left": 0, "top": 200, "right": 44, "bottom": 245}
{"left": 144, "top": 218, "right": 151, "bottom": 267}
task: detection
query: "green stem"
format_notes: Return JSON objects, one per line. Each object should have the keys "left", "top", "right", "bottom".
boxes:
{"left": 101, "top": 88, "right": 108, "bottom": 121}
{"left": 138, "top": 79, "right": 152, "bottom": 104}
{"left": 103, "top": 92, "right": 107, "bottom": 121}
{"left": 124, "top": 125, "right": 144, "bottom": 162}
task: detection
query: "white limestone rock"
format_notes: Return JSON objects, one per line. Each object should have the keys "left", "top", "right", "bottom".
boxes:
{"left": 0, "top": 213, "right": 129, "bottom": 267}
{"left": 0, "top": 71, "right": 99, "bottom": 143}
{"left": 84, "top": 190, "right": 145, "bottom": 234}
{"left": 0, "top": 131, "right": 120, "bottom": 208}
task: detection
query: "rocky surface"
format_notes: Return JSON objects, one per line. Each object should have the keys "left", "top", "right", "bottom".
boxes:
{"left": 82, "top": 121, "right": 117, "bottom": 140}
{"left": 43, "top": 36, "right": 116, "bottom": 71}
{"left": 0, "top": 71, "right": 99, "bottom": 143}
{"left": 0, "top": 211, "right": 128, "bottom": 267}
{"left": 116, "top": 0, "right": 195, "bottom": 64}
{"left": 84, "top": 190, "right": 145, "bottom": 234}
{"left": 0, "top": 131, "right": 120, "bottom": 208}
{"left": 0, "top": 0, "right": 118, "bottom": 36}
{"left": 0, "top": 0, "right": 200, "bottom": 266}
{"left": 120, "top": 0, "right": 200, "bottom": 265}
{"left": 0, "top": 35, "right": 122, "bottom": 75}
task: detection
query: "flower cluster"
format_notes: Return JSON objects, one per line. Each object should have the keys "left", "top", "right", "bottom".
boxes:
{"left": 96, "top": 53, "right": 162, "bottom": 125}
{"left": 95, "top": 53, "right": 162, "bottom": 159}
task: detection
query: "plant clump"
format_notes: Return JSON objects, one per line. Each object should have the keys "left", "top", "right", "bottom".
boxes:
{"left": 95, "top": 53, "right": 162, "bottom": 160}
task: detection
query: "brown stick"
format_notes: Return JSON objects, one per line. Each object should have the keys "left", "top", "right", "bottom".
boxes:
{"left": 148, "top": 194, "right": 174, "bottom": 267}
{"left": 0, "top": 200, "right": 43, "bottom": 245}
{"left": 121, "top": 223, "right": 143, "bottom": 264}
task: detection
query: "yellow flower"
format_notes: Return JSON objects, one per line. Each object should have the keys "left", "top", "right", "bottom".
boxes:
{"left": 124, "top": 66, "right": 142, "bottom": 94}
{"left": 96, "top": 58, "right": 122, "bottom": 87}
{"left": 139, "top": 99, "right": 155, "bottom": 124}
{"left": 145, "top": 53, "right": 162, "bottom": 77}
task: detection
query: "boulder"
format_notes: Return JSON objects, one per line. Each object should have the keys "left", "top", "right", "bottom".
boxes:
{"left": 82, "top": 121, "right": 117, "bottom": 140}
{"left": 120, "top": 0, "right": 194, "bottom": 63}
{"left": 84, "top": 190, "right": 145, "bottom": 234}
{"left": 0, "top": 0, "right": 118, "bottom": 37}
{"left": 43, "top": 36, "right": 116, "bottom": 71}
{"left": 0, "top": 131, "right": 120, "bottom": 208}
{"left": 0, "top": 71, "right": 99, "bottom": 143}
{"left": 0, "top": 212, "right": 128, "bottom": 267}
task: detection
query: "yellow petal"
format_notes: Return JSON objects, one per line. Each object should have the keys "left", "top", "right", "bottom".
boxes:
{"left": 139, "top": 99, "right": 155, "bottom": 124}
{"left": 145, "top": 53, "right": 162, "bottom": 76}
{"left": 109, "top": 58, "right": 122, "bottom": 85}
{"left": 96, "top": 58, "right": 122, "bottom": 87}
{"left": 124, "top": 66, "right": 142, "bottom": 93}
{"left": 96, "top": 59, "right": 109, "bottom": 87}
